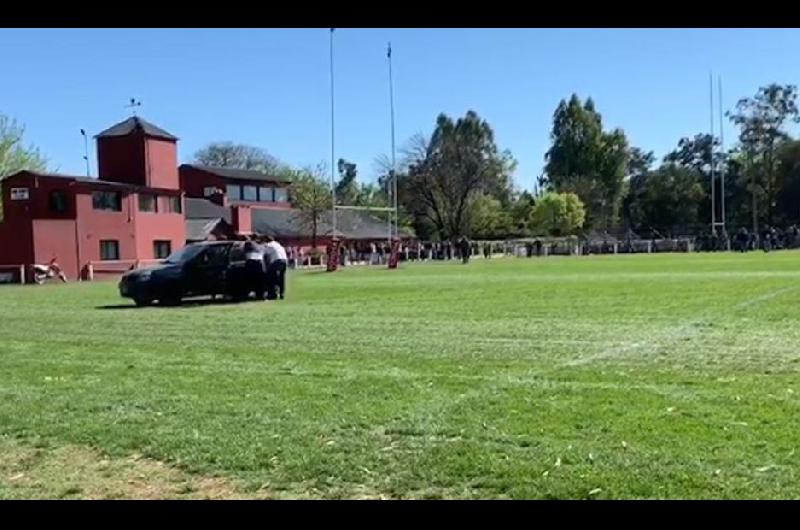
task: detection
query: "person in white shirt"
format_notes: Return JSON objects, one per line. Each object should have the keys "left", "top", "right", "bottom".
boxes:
{"left": 263, "top": 236, "right": 288, "bottom": 300}
{"left": 243, "top": 240, "right": 266, "bottom": 299}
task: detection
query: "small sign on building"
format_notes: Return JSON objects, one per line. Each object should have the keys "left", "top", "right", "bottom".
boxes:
{"left": 10, "top": 187, "right": 30, "bottom": 200}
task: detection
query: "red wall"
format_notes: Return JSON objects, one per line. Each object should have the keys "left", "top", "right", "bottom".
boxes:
{"left": 32, "top": 219, "right": 80, "bottom": 279}
{"left": 0, "top": 173, "right": 36, "bottom": 268}
{"left": 133, "top": 200, "right": 186, "bottom": 259}
{"left": 179, "top": 165, "right": 224, "bottom": 199}
{"left": 178, "top": 166, "right": 292, "bottom": 209}
{"left": 144, "top": 138, "right": 179, "bottom": 190}
{"left": 232, "top": 205, "right": 252, "bottom": 234}
{"left": 97, "top": 135, "right": 147, "bottom": 187}
{"left": 73, "top": 190, "right": 138, "bottom": 267}
{"left": 98, "top": 135, "right": 178, "bottom": 190}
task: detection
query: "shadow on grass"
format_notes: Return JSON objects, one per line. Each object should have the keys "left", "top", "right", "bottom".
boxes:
{"left": 96, "top": 296, "right": 273, "bottom": 310}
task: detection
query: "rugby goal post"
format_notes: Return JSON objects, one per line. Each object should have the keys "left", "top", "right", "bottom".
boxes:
{"left": 329, "top": 204, "right": 401, "bottom": 270}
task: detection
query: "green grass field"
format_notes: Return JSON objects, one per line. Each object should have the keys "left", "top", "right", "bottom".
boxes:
{"left": 1, "top": 252, "right": 799, "bottom": 499}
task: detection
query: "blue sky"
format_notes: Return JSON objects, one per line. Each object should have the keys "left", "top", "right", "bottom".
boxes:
{"left": 2, "top": 28, "right": 800, "bottom": 191}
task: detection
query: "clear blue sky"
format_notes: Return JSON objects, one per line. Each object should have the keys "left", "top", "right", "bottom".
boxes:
{"left": 3, "top": 28, "right": 800, "bottom": 191}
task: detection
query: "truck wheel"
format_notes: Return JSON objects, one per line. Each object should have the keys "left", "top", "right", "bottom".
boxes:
{"left": 134, "top": 297, "right": 152, "bottom": 307}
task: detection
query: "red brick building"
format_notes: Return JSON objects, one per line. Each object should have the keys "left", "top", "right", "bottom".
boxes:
{"left": 0, "top": 115, "right": 410, "bottom": 282}
{"left": 0, "top": 117, "right": 185, "bottom": 280}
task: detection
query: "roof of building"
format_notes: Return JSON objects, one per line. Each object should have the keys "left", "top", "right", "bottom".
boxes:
{"left": 180, "top": 164, "right": 293, "bottom": 184}
{"left": 185, "top": 198, "right": 232, "bottom": 222}
{"left": 4, "top": 170, "right": 180, "bottom": 194}
{"left": 185, "top": 218, "right": 231, "bottom": 242}
{"left": 95, "top": 117, "right": 178, "bottom": 141}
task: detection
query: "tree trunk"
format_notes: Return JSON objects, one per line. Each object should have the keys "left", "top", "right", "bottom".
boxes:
{"left": 752, "top": 180, "right": 759, "bottom": 240}
{"left": 312, "top": 218, "right": 317, "bottom": 249}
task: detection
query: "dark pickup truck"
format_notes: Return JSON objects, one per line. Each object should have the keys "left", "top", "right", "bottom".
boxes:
{"left": 119, "top": 241, "right": 251, "bottom": 306}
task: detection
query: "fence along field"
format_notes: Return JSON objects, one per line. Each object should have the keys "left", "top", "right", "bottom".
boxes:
{"left": 1, "top": 252, "right": 799, "bottom": 499}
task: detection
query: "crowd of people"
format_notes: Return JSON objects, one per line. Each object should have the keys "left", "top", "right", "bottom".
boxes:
{"left": 274, "top": 224, "right": 800, "bottom": 275}
{"left": 696, "top": 225, "right": 800, "bottom": 252}
{"left": 328, "top": 237, "right": 480, "bottom": 266}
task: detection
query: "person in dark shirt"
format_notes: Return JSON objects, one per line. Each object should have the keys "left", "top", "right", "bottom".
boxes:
{"left": 459, "top": 237, "right": 471, "bottom": 264}
{"left": 243, "top": 240, "right": 265, "bottom": 300}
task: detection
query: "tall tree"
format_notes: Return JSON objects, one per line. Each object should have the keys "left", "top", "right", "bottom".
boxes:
{"left": 193, "top": 142, "right": 283, "bottom": 173}
{"left": 628, "top": 164, "right": 705, "bottom": 237}
{"left": 543, "top": 95, "right": 629, "bottom": 230}
{"left": 401, "top": 111, "right": 516, "bottom": 240}
{"left": 335, "top": 158, "right": 359, "bottom": 206}
{"left": 0, "top": 114, "right": 48, "bottom": 221}
{"left": 662, "top": 133, "right": 722, "bottom": 230}
{"left": 622, "top": 147, "right": 655, "bottom": 233}
{"left": 508, "top": 190, "right": 537, "bottom": 237}
{"left": 727, "top": 83, "right": 800, "bottom": 232}
{"left": 774, "top": 139, "right": 800, "bottom": 225}
{"left": 289, "top": 163, "right": 332, "bottom": 249}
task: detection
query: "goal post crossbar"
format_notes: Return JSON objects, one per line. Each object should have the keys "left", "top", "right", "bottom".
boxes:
{"left": 334, "top": 205, "right": 397, "bottom": 212}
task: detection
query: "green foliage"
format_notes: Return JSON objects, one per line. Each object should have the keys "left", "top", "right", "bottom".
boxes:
{"left": 400, "top": 111, "right": 516, "bottom": 240}
{"left": 543, "top": 95, "right": 629, "bottom": 230}
{"left": 335, "top": 158, "right": 359, "bottom": 206}
{"left": 628, "top": 164, "right": 705, "bottom": 236}
{"left": 727, "top": 83, "right": 800, "bottom": 229}
{"left": 530, "top": 192, "right": 586, "bottom": 236}
{"left": 508, "top": 191, "right": 537, "bottom": 237}
{"left": 468, "top": 194, "right": 512, "bottom": 239}
{"left": 289, "top": 164, "right": 332, "bottom": 248}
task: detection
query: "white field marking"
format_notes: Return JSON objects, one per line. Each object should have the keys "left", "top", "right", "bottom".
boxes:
{"left": 734, "top": 286, "right": 799, "bottom": 310}
{"left": 560, "top": 284, "right": 800, "bottom": 368}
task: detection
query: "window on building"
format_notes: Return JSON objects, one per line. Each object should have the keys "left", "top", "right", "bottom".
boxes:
{"left": 138, "top": 193, "right": 157, "bottom": 212}
{"left": 99, "top": 240, "right": 120, "bottom": 261}
{"left": 49, "top": 190, "right": 68, "bottom": 213}
{"left": 226, "top": 184, "right": 241, "bottom": 201}
{"left": 242, "top": 185, "right": 258, "bottom": 202}
{"left": 153, "top": 240, "right": 172, "bottom": 259}
{"left": 92, "top": 191, "right": 122, "bottom": 212}
{"left": 167, "top": 196, "right": 182, "bottom": 214}
{"left": 273, "top": 187, "right": 288, "bottom": 202}
{"left": 259, "top": 186, "right": 274, "bottom": 202}
{"left": 203, "top": 186, "right": 219, "bottom": 198}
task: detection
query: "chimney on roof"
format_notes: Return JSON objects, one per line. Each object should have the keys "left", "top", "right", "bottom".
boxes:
{"left": 232, "top": 205, "right": 252, "bottom": 235}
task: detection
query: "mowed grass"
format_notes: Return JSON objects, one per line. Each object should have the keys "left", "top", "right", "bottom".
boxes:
{"left": 1, "top": 252, "right": 799, "bottom": 499}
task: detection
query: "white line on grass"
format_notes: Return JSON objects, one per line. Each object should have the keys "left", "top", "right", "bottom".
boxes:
{"left": 560, "top": 284, "right": 799, "bottom": 368}
{"left": 734, "top": 286, "right": 799, "bottom": 310}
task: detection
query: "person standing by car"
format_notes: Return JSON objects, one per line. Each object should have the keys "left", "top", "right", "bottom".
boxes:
{"left": 243, "top": 240, "right": 266, "bottom": 299}
{"left": 263, "top": 236, "right": 288, "bottom": 300}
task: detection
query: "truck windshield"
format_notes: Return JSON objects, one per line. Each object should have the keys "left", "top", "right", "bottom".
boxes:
{"left": 163, "top": 245, "right": 204, "bottom": 264}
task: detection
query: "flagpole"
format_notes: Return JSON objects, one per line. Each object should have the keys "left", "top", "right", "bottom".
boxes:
{"left": 388, "top": 42, "right": 398, "bottom": 240}
{"left": 709, "top": 71, "right": 716, "bottom": 235}
{"left": 330, "top": 28, "right": 337, "bottom": 240}
{"left": 718, "top": 75, "right": 726, "bottom": 238}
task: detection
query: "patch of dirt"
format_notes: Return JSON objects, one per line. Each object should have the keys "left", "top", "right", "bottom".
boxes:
{"left": 0, "top": 437, "right": 269, "bottom": 500}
